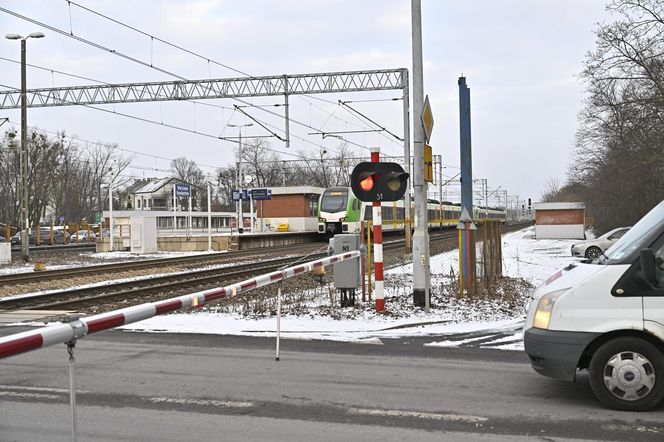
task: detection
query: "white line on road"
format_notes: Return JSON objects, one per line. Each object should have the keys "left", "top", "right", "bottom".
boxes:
{"left": 0, "top": 390, "right": 60, "bottom": 399}
{"left": 348, "top": 407, "right": 488, "bottom": 423}
{"left": 0, "top": 384, "right": 70, "bottom": 394}
{"left": 148, "top": 396, "right": 253, "bottom": 408}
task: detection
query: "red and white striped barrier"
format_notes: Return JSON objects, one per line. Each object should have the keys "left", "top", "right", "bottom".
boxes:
{"left": 0, "top": 250, "right": 361, "bottom": 360}
{"left": 371, "top": 147, "right": 384, "bottom": 312}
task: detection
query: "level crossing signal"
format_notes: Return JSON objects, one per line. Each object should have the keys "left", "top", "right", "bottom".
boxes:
{"left": 350, "top": 162, "right": 409, "bottom": 202}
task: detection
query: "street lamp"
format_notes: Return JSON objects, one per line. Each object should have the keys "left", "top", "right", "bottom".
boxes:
{"left": 228, "top": 123, "right": 253, "bottom": 233}
{"left": 6, "top": 31, "right": 45, "bottom": 261}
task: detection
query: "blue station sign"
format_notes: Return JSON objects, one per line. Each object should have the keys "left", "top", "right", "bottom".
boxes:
{"left": 175, "top": 184, "right": 192, "bottom": 197}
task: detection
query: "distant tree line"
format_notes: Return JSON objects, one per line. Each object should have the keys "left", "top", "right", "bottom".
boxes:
{"left": 0, "top": 129, "right": 130, "bottom": 227}
{"left": 0, "top": 126, "right": 360, "bottom": 227}
{"left": 543, "top": 0, "right": 664, "bottom": 233}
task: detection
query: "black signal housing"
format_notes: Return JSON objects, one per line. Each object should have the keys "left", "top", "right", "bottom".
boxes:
{"left": 350, "top": 162, "right": 409, "bottom": 202}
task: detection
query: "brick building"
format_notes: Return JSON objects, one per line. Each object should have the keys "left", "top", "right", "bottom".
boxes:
{"left": 534, "top": 202, "right": 586, "bottom": 239}
{"left": 255, "top": 186, "right": 325, "bottom": 232}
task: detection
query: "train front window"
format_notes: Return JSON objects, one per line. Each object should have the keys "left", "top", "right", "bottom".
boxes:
{"left": 321, "top": 190, "right": 348, "bottom": 213}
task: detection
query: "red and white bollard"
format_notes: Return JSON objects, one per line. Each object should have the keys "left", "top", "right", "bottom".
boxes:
{"left": 371, "top": 147, "right": 384, "bottom": 312}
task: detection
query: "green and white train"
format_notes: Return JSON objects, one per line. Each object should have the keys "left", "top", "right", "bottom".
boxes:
{"left": 317, "top": 187, "right": 506, "bottom": 235}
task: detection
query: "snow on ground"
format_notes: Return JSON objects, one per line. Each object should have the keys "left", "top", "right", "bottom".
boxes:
{"left": 120, "top": 226, "right": 584, "bottom": 350}
{"left": 501, "top": 227, "right": 582, "bottom": 286}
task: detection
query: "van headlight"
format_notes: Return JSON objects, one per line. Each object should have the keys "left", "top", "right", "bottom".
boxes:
{"left": 533, "top": 289, "right": 567, "bottom": 330}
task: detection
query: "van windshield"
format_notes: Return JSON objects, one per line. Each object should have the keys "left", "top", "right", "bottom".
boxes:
{"left": 604, "top": 200, "right": 664, "bottom": 262}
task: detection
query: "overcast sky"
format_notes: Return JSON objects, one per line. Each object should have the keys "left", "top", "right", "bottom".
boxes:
{"left": 0, "top": 1, "right": 612, "bottom": 204}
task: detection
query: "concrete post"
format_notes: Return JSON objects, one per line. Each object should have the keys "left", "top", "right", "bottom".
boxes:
{"left": 411, "top": 0, "right": 430, "bottom": 307}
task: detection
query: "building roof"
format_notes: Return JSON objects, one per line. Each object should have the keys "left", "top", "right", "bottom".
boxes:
{"left": 533, "top": 202, "right": 585, "bottom": 211}
{"left": 123, "top": 178, "right": 152, "bottom": 194}
{"left": 269, "top": 186, "right": 326, "bottom": 196}
{"left": 135, "top": 177, "right": 175, "bottom": 194}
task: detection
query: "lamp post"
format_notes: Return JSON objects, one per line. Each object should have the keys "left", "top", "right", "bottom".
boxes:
{"left": 6, "top": 31, "right": 45, "bottom": 262}
{"left": 228, "top": 123, "right": 253, "bottom": 233}
{"left": 206, "top": 175, "right": 213, "bottom": 251}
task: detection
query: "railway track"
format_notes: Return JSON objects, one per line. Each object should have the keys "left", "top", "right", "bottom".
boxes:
{"left": 0, "top": 242, "right": 327, "bottom": 286}
{"left": 0, "top": 224, "right": 527, "bottom": 315}
{"left": 0, "top": 233, "right": 452, "bottom": 313}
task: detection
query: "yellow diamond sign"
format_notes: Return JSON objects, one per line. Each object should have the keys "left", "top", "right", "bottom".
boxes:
{"left": 421, "top": 95, "right": 434, "bottom": 143}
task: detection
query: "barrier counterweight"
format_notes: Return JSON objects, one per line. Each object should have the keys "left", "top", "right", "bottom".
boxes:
{"left": 0, "top": 250, "right": 361, "bottom": 360}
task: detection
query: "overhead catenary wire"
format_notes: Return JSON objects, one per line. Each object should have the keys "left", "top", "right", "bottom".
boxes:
{"left": 63, "top": 0, "right": 397, "bottom": 142}
{"left": 1, "top": 3, "right": 403, "bottom": 155}
{"left": 0, "top": 4, "right": 406, "bottom": 163}
{"left": 0, "top": 82, "right": 300, "bottom": 159}
{"left": 0, "top": 56, "right": 360, "bottom": 158}
{"left": 2, "top": 119, "right": 222, "bottom": 172}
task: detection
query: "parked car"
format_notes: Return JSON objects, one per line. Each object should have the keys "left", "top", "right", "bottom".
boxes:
{"left": 69, "top": 230, "right": 97, "bottom": 242}
{"left": 11, "top": 228, "right": 69, "bottom": 245}
{"left": 524, "top": 200, "right": 664, "bottom": 411}
{"left": 571, "top": 227, "right": 631, "bottom": 260}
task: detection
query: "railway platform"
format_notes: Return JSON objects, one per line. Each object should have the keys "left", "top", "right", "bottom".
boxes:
{"left": 95, "top": 230, "right": 322, "bottom": 253}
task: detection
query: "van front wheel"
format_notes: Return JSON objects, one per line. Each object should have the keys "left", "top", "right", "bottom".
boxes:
{"left": 589, "top": 337, "right": 664, "bottom": 411}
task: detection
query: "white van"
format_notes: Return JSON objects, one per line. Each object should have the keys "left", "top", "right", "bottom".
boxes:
{"left": 524, "top": 200, "right": 664, "bottom": 411}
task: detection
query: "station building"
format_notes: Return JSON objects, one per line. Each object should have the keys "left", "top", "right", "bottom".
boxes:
{"left": 256, "top": 186, "right": 324, "bottom": 232}
{"left": 100, "top": 181, "right": 324, "bottom": 252}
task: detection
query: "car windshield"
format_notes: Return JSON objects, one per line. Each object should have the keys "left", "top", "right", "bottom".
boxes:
{"left": 604, "top": 200, "right": 664, "bottom": 262}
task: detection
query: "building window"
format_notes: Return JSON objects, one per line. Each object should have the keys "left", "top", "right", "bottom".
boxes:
{"left": 137, "top": 199, "right": 141, "bottom": 209}
{"left": 153, "top": 197, "right": 166, "bottom": 209}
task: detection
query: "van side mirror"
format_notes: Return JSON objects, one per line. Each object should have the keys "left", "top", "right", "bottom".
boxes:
{"left": 640, "top": 249, "right": 657, "bottom": 286}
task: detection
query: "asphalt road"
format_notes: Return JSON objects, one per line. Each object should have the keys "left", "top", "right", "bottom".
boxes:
{"left": 1, "top": 326, "right": 663, "bottom": 441}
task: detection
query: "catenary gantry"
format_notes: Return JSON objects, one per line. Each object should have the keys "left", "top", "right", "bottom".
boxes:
{"left": 0, "top": 68, "right": 407, "bottom": 108}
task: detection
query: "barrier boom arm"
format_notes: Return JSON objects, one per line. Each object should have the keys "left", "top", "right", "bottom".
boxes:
{"left": 0, "top": 251, "right": 360, "bottom": 360}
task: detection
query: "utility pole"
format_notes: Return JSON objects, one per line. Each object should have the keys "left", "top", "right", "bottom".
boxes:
{"left": 458, "top": 76, "right": 476, "bottom": 294}
{"left": 207, "top": 179, "right": 212, "bottom": 251}
{"left": 411, "top": 0, "right": 430, "bottom": 307}
{"left": 402, "top": 69, "right": 412, "bottom": 252}
{"left": 6, "top": 31, "right": 45, "bottom": 261}
{"left": 229, "top": 123, "right": 253, "bottom": 233}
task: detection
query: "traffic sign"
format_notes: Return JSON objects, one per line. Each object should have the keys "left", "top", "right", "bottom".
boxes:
{"left": 421, "top": 95, "right": 434, "bottom": 143}
{"left": 424, "top": 144, "right": 433, "bottom": 183}
{"left": 251, "top": 189, "right": 272, "bottom": 200}
{"left": 175, "top": 184, "right": 191, "bottom": 197}
{"left": 95, "top": 212, "right": 102, "bottom": 223}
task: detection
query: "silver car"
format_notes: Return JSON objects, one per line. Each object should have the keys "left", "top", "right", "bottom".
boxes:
{"left": 571, "top": 227, "right": 630, "bottom": 260}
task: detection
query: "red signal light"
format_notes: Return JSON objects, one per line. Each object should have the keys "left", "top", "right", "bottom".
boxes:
{"left": 360, "top": 175, "right": 374, "bottom": 191}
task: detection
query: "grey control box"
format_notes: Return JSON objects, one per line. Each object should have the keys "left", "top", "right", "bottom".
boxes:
{"left": 331, "top": 234, "right": 361, "bottom": 289}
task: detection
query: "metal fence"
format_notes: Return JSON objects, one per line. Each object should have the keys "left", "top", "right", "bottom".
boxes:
{"left": 361, "top": 219, "right": 504, "bottom": 304}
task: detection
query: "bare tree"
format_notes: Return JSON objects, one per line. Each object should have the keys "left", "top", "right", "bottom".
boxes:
{"left": 570, "top": 0, "right": 664, "bottom": 232}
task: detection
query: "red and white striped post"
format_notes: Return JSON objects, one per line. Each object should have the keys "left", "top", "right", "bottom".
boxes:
{"left": 371, "top": 147, "right": 384, "bottom": 312}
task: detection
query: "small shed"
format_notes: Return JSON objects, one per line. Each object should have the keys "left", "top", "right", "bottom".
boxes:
{"left": 534, "top": 202, "right": 586, "bottom": 239}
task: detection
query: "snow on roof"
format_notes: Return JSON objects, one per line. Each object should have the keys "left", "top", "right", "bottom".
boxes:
{"left": 269, "top": 186, "right": 326, "bottom": 195}
{"left": 533, "top": 202, "right": 585, "bottom": 211}
{"left": 134, "top": 177, "right": 175, "bottom": 194}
